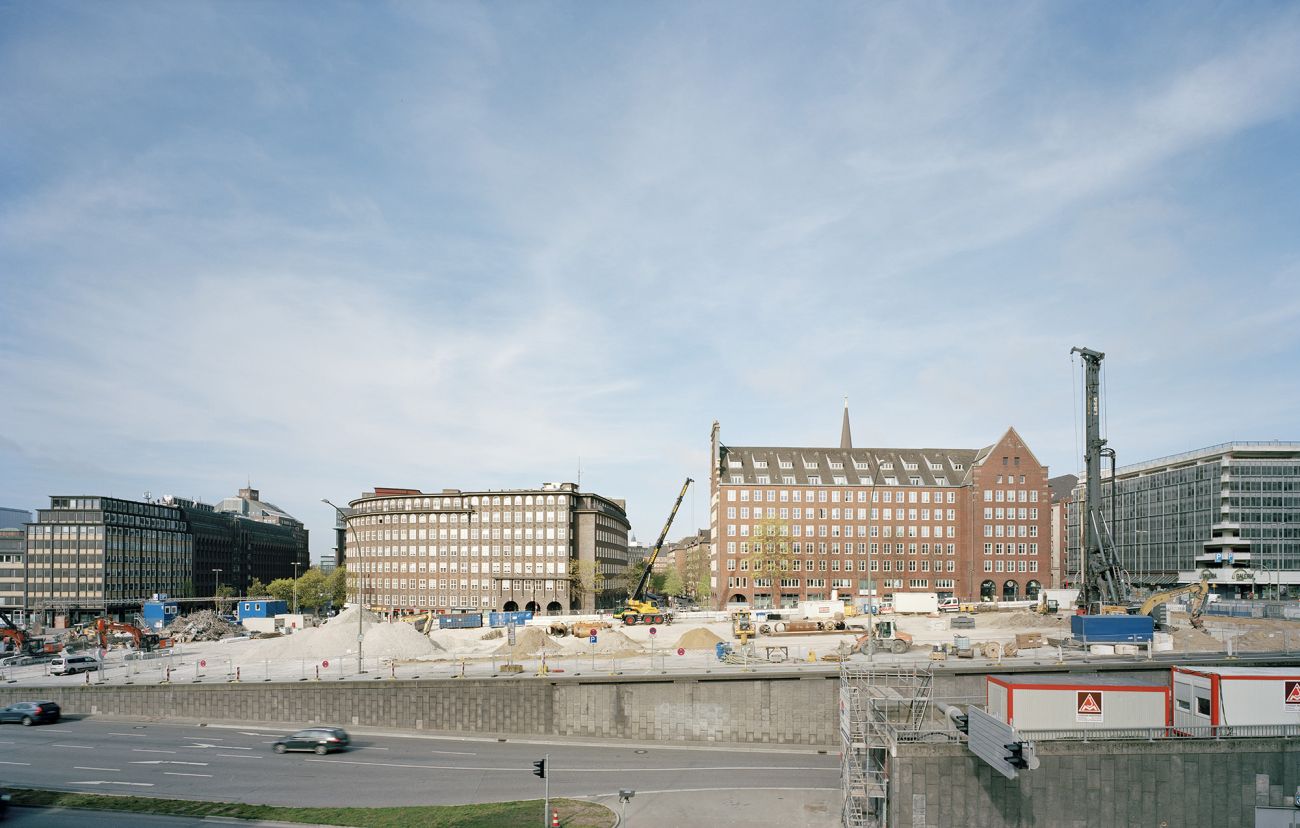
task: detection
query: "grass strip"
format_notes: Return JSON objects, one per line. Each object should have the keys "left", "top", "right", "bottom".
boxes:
{"left": 9, "top": 788, "right": 614, "bottom": 827}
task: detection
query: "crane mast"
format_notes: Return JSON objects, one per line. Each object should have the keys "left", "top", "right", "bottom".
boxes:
{"left": 1071, "top": 346, "right": 1134, "bottom": 612}
{"left": 615, "top": 477, "right": 693, "bottom": 626}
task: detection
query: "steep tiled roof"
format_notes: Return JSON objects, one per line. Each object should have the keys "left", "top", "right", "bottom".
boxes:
{"left": 720, "top": 446, "right": 982, "bottom": 487}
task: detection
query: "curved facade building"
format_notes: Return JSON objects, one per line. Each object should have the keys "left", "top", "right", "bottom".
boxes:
{"left": 346, "top": 483, "right": 629, "bottom": 615}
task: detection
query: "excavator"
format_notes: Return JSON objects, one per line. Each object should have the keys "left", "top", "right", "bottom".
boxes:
{"left": 92, "top": 618, "right": 167, "bottom": 651}
{"left": 1138, "top": 580, "right": 1210, "bottom": 630}
{"left": 614, "top": 477, "right": 692, "bottom": 626}
{"left": 0, "top": 609, "right": 56, "bottom": 656}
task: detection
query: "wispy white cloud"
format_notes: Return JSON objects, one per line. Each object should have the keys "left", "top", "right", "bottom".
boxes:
{"left": 2, "top": 2, "right": 1299, "bottom": 551}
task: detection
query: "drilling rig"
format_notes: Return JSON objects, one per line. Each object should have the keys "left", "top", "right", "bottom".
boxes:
{"left": 1071, "top": 346, "right": 1136, "bottom": 615}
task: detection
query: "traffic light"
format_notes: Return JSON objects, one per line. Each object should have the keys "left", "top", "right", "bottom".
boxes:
{"left": 1004, "top": 742, "right": 1029, "bottom": 770}
{"left": 533, "top": 758, "right": 547, "bottom": 779}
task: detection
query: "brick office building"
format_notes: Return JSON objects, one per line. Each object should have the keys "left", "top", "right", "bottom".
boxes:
{"left": 709, "top": 411, "right": 1052, "bottom": 609}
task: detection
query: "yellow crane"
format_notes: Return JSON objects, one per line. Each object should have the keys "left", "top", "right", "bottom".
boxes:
{"left": 615, "top": 477, "right": 692, "bottom": 626}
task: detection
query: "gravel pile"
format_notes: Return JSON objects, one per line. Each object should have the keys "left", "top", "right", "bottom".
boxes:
{"left": 674, "top": 628, "right": 725, "bottom": 650}
{"left": 494, "top": 626, "right": 563, "bottom": 658}
{"left": 238, "top": 607, "right": 442, "bottom": 661}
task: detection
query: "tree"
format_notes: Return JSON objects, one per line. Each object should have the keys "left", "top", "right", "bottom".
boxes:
{"left": 295, "top": 568, "right": 331, "bottom": 612}
{"left": 266, "top": 578, "right": 295, "bottom": 605}
{"left": 247, "top": 578, "right": 267, "bottom": 598}
{"left": 749, "top": 517, "right": 796, "bottom": 600}
{"left": 661, "top": 568, "right": 684, "bottom": 598}
{"left": 214, "top": 584, "right": 236, "bottom": 615}
{"left": 568, "top": 560, "right": 604, "bottom": 611}
{"left": 327, "top": 565, "right": 348, "bottom": 608}
{"left": 682, "top": 546, "right": 712, "bottom": 605}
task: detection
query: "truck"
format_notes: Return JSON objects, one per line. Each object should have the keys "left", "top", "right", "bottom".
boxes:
{"left": 891, "top": 592, "right": 940, "bottom": 614}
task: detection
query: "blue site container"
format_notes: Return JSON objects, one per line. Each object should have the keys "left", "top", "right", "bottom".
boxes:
{"left": 488, "top": 611, "right": 534, "bottom": 628}
{"left": 438, "top": 613, "right": 484, "bottom": 630}
{"left": 1071, "top": 614, "right": 1154, "bottom": 643}
{"left": 238, "top": 600, "right": 288, "bottom": 620}
{"left": 142, "top": 597, "right": 180, "bottom": 630}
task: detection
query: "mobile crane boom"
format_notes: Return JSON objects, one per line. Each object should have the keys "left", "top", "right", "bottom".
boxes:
{"left": 616, "top": 477, "right": 693, "bottom": 625}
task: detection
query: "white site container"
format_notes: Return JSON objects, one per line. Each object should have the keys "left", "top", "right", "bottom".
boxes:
{"left": 892, "top": 592, "right": 939, "bottom": 614}
{"left": 1172, "top": 666, "right": 1300, "bottom": 730}
{"left": 986, "top": 673, "right": 1170, "bottom": 731}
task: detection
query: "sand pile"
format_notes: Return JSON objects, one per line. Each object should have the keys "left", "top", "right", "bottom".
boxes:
{"left": 494, "top": 626, "right": 564, "bottom": 657}
{"left": 365, "top": 621, "right": 443, "bottom": 658}
{"left": 239, "top": 607, "right": 436, "bottom": 661}
{"left": 675, "top": 628, "right": 725, "bottom": 650}
{"left": 565, "top": 628, "right": 642, "bottom": 656}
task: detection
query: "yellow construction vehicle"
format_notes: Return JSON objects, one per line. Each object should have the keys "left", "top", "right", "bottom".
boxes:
{"left": 614, "top": 477, "right": 692, "bottom": 626}
{"left": 1138, "top": 580, "right": 1210, "bottom": 630}
{"left": 732, "top": 609, "right": 755, "bottom": 644}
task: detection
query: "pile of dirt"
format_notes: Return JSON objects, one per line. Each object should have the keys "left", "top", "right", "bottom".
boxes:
{"left": 494, "top": 626, "right": 564, "bottom": 658}
{"left": 977, "top": 610, "right": 1067, "bottom": 630}
{"left": 675, "top": 628, "right": 725, "bottom": 650}
{"left": 239, "top": 607, "right": 445, "bottom": 661}
{"left": 162, "top": 610, "right": 243, "bottom": 643}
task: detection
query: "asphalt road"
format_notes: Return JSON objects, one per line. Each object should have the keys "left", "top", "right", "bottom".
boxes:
{"left": 0, "top": 717, "right": 840, "bottom": 826}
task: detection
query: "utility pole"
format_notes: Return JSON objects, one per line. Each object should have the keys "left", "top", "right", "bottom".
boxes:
{"left": 322, "top": 498, "right": 362, "bottom": 674}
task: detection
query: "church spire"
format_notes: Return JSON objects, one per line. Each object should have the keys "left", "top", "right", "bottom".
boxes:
{"left": 840, "top": 396, "right": 853, "bottom": 449}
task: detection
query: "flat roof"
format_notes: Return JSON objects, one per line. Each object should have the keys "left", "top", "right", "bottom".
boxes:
{"left": 1175, "top": 666, "right": 1300, "bottom": 677}
{"left": 990, "top": 673, "right": 1166, "bottom": 688}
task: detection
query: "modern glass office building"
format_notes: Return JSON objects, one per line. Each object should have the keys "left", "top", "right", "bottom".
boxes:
{"left": 1067, "top": 442, "right": 1300, "bottom": 597}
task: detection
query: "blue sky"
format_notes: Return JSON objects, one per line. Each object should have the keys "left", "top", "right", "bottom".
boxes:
{"left": 2, "top": 2, "right": 1299, "bottom": 561}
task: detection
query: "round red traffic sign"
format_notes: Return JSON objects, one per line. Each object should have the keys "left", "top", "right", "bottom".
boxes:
{"left": 322, "top": 660, "right": 329, "bottom": 668}
{"left": 199, "top": 659, "right": 206, "bottom": 668}
{"left": 649, "top": 627, "right": 657, "bottom": 635}
{"left": 677, "top": 648, "right": 685, "bottom": 656}
{"left": 589, "top": 629, "right": 597, "bottom": 637}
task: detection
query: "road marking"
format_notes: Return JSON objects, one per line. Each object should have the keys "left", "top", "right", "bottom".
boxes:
{"left": 74, "top": 767, "right": 120, "bottom": 772}
{"left": 0, "top": 761, "right": 30, "bottom": 766}
{"left": 599, "top": 785, "right": 842, "bottom": 795}
{"left": 238, "top": 731, "right": 286, "bottom": 737}
{"left": 358, "top": 746, "right": 389, "bottom": 750}
{"left": 217, "top": 754, "right": 261, "bottom": 759}
{"left": 185, "top": 742, "right": 248, "bottom": 750}
{"left": 51, "top": 744, "right": 95, "bottom": 749}
{"left": 133, "top": 749, "right": 177, "bottom": 754}
{"left": 71, "top": 780, "right": 154, "bottom": 787}
{"left": 430, "top": 749, "right": 477, "bottom": 756}
{"left": 130, "top": 760, "right": 209, "bottom": 766}
{"left": 163, "top": 772, "right": 212, "bottom": 778}
{"left": 43, "top": 728, "right": 74, "bottom": 733}
{"left": 109, "top": 732, "right": 149, "bottom": 737}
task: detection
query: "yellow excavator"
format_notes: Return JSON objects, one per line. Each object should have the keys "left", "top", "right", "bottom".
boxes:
{"left": 614, "top": 477, "right": 692, "bottom": 626}
{"left": 1097, "top": 580, "right": 1211, "bottom": 629}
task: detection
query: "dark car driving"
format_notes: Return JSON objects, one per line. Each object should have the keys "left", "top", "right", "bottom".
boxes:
{"left": 0, "top": 701, "right": 61, "bottom": 726}
{"left": 272, "top": 727, "right": 350, "bottom": 755}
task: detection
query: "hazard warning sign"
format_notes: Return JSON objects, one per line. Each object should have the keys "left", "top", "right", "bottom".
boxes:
{"left": 1285, "top": 680, "right": 1300, "bottom": 713}
{"left": 1076, "top": 690, "right": 1104, "bottom": 723}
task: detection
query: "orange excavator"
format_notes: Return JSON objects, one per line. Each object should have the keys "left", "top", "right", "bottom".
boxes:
{"left": 0, "top": 609, "right": 53, "bottom": 655}
{"left": 93, "top": 618, "right": 169, "bottom": 651}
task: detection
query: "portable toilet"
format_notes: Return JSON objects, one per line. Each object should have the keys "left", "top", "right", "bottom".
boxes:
{"left": 986, "top": 673, "right": 1170, "bottom": 731}
{"left": 1172, "top": 666, "right": 1300, "bottom": 730}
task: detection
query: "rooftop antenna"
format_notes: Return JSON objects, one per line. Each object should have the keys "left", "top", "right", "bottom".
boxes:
{"left": 577, "top": 457, "right": 582, "bottom": 488}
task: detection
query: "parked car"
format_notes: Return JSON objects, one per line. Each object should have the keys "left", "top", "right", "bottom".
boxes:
{"left": 0, "top": 655, "right": 46, "bottom": 668}
{"left": 272, "top": 727, "right": 350, "bottom": 755}
{"left": 49, "top": 654, "right": 99, "bottom": 675}
{"left": 938, "top": 598, "right": 960, "bottom": 612}
{"left": 0, "top": 701, "right": 61, "bottom": 726}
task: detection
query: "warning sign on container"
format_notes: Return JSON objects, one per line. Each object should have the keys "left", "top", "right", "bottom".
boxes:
{"left": 1285, "top": 680, "right": 1300, "bottom": 712}
{"left": 1076, "top": 690, "right": 1103, "bottom": 723}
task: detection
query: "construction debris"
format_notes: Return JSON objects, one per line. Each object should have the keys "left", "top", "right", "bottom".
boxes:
{"left": 161, "top": 610, "right": 243, "bottom": 643}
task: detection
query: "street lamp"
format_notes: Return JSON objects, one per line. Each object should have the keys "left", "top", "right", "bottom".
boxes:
{"left": 322, "top": 498, "right": 363, "bottom": 674}
{"left": 212, "top": 569, "right": 223, "bottom": 614}
{"left": 292, "top": 561, "right": 301, "bottom": 615}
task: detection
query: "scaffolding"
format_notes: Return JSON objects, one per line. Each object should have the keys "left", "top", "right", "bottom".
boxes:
{"left": 840, "top": 664, "right": 953, "bottom": 828}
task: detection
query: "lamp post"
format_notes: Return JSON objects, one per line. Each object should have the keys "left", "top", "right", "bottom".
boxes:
{"left": 322, "top": 499, "right": 363, "bottom": 674}
{"left": 212, "top": 569, "right": 223, "bottom": 615}
{"left": 292, "top": 561, "right": 301, "bottom": 615}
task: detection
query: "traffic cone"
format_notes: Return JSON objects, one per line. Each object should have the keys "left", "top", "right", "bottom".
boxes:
{"left": 551, "top": 807, "right": 560, "bottom": 826}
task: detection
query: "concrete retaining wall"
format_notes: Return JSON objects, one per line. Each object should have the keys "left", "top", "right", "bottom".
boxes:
{"left": 891, "top": 737, "right": 1300, "bottom": 828}
{"left": 0, "top": 673, "right": 839, "bottom": 746}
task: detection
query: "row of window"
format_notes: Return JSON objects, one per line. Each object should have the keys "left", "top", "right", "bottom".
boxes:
{"left": 727, "top": 523, "right": 960, "bottom": 539}
{"left": 983, "top": 543, "right": 1040, "bottom": 555}
{"left": 728, "top": 488, "right": 958, "bottom": 504}
{"left": 356, "top": 560, "right": 567, "bottom": 575}
{"left": 983, "top": 525, "right": 1039, "bottom": 537}
{"left": 729, "top": 507, "right": 958, "bottom": 522}
{"left": 350, "top": 545, "right": 566, "bottom": 557}
{"left": 725, "top": 542, "right": 959, "bottom": 555}
{"left": 353, "top": 494, "right": 571, "bottom": 513}
{"left": 985, "top": 560, "right": 1038, "bottom": 572}
{"left": 984, "top": 489, "right": 1039, "bottom": 502}
{"left": 727, "top": 558, "right": 959, "bottom": 573}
